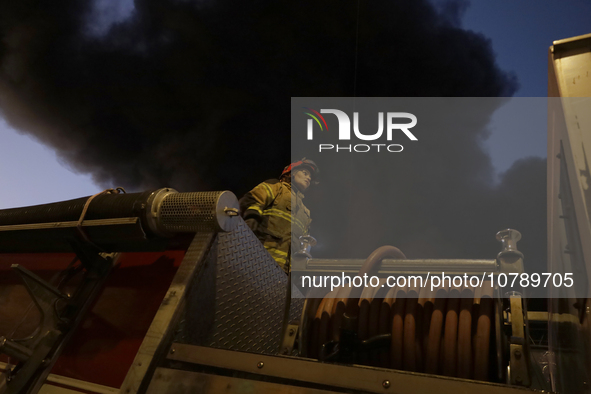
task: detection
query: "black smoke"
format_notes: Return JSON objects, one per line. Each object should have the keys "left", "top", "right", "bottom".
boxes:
{"left": 0, "top": 1, "right": 546, "bottom": 266}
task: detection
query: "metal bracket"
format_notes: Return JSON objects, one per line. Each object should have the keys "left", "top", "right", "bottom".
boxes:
{"left": 280, "top": 324, "right": 299, "bottom": 355}
{"left": 507, "top": 293, "right": 531, "bottom": 387}
{"left": 0, "top": 250, "right": 116, "bottom": 394}
{"left": 13, "top": 264, "right": 70, "bottom": 329}
{"left": 165, "top": 343, "right": 538, "bottom": 394}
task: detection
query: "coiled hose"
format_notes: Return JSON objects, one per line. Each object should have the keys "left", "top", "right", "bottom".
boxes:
{"left": 302, "top": 246, "right": 494, "bottom": 381}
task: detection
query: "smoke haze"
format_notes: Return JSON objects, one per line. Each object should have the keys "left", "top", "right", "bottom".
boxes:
{"left": 0, "top": 1, "right": 546, "bottom": 265}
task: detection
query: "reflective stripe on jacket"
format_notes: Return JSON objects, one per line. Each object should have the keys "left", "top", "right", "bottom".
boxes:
{"left": 239, "top": 179, "right": 311, "bottom": 273}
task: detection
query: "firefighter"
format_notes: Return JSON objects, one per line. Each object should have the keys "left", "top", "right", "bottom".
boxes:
{"left": 240, "top": 158, "right": 319, "bottom": 273}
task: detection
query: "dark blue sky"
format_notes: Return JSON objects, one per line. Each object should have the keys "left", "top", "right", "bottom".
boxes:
{"left": 459, "top": 0, "right": 591, "bottom": 178}
{"left": 462, "top": 0, "right": 591, "bottom": 97}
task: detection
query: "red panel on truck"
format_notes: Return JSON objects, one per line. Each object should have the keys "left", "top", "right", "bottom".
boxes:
{"left": 0, "top": 250, "right": 185, "bottom": 389}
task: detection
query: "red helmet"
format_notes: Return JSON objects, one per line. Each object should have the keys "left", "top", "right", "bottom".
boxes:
{"left": 281, "top": 158, "right": 320, "bottom": 184}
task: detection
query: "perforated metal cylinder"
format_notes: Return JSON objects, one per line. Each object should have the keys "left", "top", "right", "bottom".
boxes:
{"left": 149, "top": 190, "right": 239, "bottom": 234}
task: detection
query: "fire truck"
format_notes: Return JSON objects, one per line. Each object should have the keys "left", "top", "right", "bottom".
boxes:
{"left": 1, "top": 32, "right": 590, "bottom": 394}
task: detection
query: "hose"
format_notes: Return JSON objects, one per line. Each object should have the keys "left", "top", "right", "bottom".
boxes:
{"left": 302, "top": 246, "right": 494, "bottom": 382}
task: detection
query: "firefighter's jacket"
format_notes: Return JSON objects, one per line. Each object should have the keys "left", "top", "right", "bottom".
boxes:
{"left": 239, "top": 179, "right": 311, "bottom": 273}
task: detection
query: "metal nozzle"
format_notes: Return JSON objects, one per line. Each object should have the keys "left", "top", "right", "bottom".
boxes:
{"left": 496, "top": 229, "right": 523, "bottom": 257}
{"left": 295, "top": 235, "right": 317, "bottom": 258}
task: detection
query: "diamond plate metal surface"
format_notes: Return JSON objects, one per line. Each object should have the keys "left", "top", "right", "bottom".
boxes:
{"left": 180, "top": 218, "right": 288, "bottom": 355}
{"left": 289, "top": 286, "right": 305, "bottom": 324}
